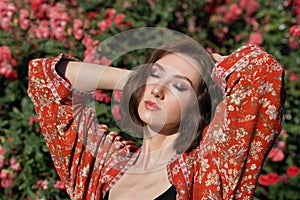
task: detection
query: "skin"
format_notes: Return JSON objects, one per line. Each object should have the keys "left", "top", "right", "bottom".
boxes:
{"left": 109, "top": 53, "right": 202, "bottom": 200}
{"left": 57, "top": 51, "right": 224, "bottom": 200}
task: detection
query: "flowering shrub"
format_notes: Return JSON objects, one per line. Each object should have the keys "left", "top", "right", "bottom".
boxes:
{"left": 0, "top": 0, "right": 299, "bottom": 199}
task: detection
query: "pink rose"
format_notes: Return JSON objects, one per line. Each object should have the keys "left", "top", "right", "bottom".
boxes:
{"left": 74, "top": 29, "right": 84, "bottom": 40}
{"left": 105, "top": 8, "right": 116, "bottom": 20}
{"left": 289, "top": 73, "right": 299, "bottom": 81}
{"left": 246, "top": 0, "right": 259, "bottom": 15}
{"left": 73, "top": 18, "right": 83, "bottom": 29}
{"left": 290, "top": 25, "right": 300, "bottom": 37}
{"left": 115, "top": 14, "right": 126, "bottom": 26}
{"left": 93, "top": 90, "right": 111, "bottom": 104}
{"left": 97, "top": 20, "right": 108, "bottom": 32}
{"left": 35, "top": 180, "right": 48, "bottom": 190}
{"left": 268, "top": 148, "right": 285, "bottom": 162}
{"left": 0, "top": 145, "right": 6, "bottom": 155}
{"left": 53, "top": 180, "right": 65, "bottom": 190}
{"left": 215, "top": 5, "right": 228, "bottom": 15}
{"left": 229, "top": 4, "right": 242, "bottom": 17}
{"left": 10, "top": 157, "right": 22, "bottom": 171}
{"left": 112, "top": 105, "right": 122, "bottom": 120}
{"left": 20, "top": 9, "right": 30, "bottom": 30}
{"left": 98, "top": 56, "right": 112, "bottom": 66}
{"left": 1, "top": 177, "right": 13, "bottom": 188}
{"left": 288, "top": 37, "right": 299, "bottom": 50}
{"left": 277, "top": 141, "right": 286, "bottom": 150}
{"left": 113, "top": 91, "right": 123, "bottom": 102}
{"left": 247, "top": 31, "right": 264, "bottom": 45}
{"left": 29, "top": 116, "right": 39, "bottom": 125}
{"left": 0, "top": 46, "right": 12, "bottom": 62}
{"left": 0, "top": 155, "right": 5, "bottom": 167}
{"left": 0, "top": 169, "right": 9, "bottom": 179}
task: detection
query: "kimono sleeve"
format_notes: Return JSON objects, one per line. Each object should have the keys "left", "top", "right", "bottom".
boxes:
{"left": 194, "top": 45, "right": 286, "bottom": 199}
{"left": 27, "top": 54, "right": 138, "bottom": 199}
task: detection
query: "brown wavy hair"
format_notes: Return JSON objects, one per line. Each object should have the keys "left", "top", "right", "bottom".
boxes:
{"left": 119, "top": 38, "right": 222, "bottom": 153}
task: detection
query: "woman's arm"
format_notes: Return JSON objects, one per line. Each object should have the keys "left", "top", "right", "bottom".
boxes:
{"left": 27, "top": 54, "right": 138, "bottom": 199}
{"left": 193, "top": 45, "right": 285, "bottom": 199}
{"left": 56, "top": 60, "right": 132, "bottom": 91}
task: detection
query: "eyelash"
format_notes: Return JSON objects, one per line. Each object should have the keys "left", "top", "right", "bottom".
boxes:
{"left": 150, "top": 68, "right": 160, "bottom": 78}
{"left": 150, "top": 67, "right": 188, "bottom": 92}
{"left": 173, "top": 82, "right": 188, "bottom": 91}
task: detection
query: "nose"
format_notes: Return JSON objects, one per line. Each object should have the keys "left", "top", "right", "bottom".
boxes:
{"left": 151, "top": 85, "right": 164, "bottom": 100}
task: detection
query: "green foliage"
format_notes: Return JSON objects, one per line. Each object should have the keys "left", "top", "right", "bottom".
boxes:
{"left": 0, "top": 0, "right": 299, "bottom": 199}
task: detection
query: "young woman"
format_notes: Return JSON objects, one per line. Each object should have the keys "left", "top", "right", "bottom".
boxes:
{"left": 27, "top": 39, "right": 285, "bottom": 200}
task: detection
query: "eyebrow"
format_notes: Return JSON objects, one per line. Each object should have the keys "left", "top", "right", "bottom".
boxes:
{"left": 153, "top": 63, "right": 194, "bottom": 87}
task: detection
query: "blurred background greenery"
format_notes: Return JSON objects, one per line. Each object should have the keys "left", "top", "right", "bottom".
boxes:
{"left": 0, "top": 0, "right": 299, "bottom": 199}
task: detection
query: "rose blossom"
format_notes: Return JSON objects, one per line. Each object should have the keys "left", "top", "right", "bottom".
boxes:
{"left": 115, "top": 14, "right": 126, "bottom": 26}
{"left": 93, "top": 90, "right": 111, "bottom": 104}
{"left": 112, "top": 105, "right": 122, "bottom": 120}
{"left": 268, "top": 148, "right": 285, "bottom": 162}
{"left": 247, "top": 31, "right": 264, "bottom": 45}
{"left": 113, "top": 91, "right": 123, "bottom": 102}
{"left": 105, "top": 8, "right": 116, "bottom": 20}
{"left": 286, "top": 165, "right": 300, "bottom": 177}
{"left": 35, "top": 180, "right": 48, "bottom": 190}
{"left": 0, "top": 155, "right": 5, "bottom": 167}
{"left": 258, "top": 174, "right": 270, "bottom": 186}
{"left": 1, "top": 177, "right": 13, "bottom": 188}
{"left": 290, "top": 25, "right": 300, "bottom": 37}
{"left": 289, "top": 73, "right": 299, "bottom": 81}
{"left": 268, "top": 173, "right": 281, "bottom": 184}
{"left": 97, "top": 20, "right": 108, "bottom": 32}
{"left": 19, "top": 9, "right": 30, "bottom": 30}
{"left": 0, "top": 2, "right": 17, "bottom": 31}
{"left": 288, "top": 37, "right": 299, "bottom": 50}
{"left": 28, "top": 0, "right": 45, "bottom": 12}
{"left": 277, "top": 141, "right": 286, "bottom": 150}
{"left": 10, "top": 157, "right": 22, "bottom": 171}
{"left": 240, "top": 0, "right": 259, "bottom": 15}
{"left": 53, "top": 180, "right": 65, "bottom": 190}
{"left": 0, "top": 46, "right": 12, "bottom": 62}
{"left": 73, "top": 18, "right": 83, "bottom": 40}
{"left": 0, "top": 145, "right": 6, "bottom": 155}
{"left": 48, "top": 4, "right": 70, "bottom": 40}
{"left": 29, "top": 116, "right": 39, "bottom": 125}
{"left": 30, "top": 20, "right": 50, "bottom": 39}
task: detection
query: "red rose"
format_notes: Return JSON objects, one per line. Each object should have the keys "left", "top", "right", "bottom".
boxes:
{"left": 286, "top": 165, "right": 300, "bottom": 177}
{"left": 290, "top": 25, "right": 300, "bottom": 37}
{"left": 259, "top": 174, "right": 270, "bottom": 186}
{"left": 268, "top": 173, "right": 281, "bottom": 185}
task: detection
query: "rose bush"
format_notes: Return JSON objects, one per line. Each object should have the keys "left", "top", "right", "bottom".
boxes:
{"left": 0, "top": 0, "right": 299, "bottom": 199}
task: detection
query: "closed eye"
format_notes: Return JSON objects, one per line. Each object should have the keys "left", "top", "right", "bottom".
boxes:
{"left": 173, "top": 81, "right": 188, "bottom": 91}
{"left": 150, "top": 65, "right": 161, "bottom": 78}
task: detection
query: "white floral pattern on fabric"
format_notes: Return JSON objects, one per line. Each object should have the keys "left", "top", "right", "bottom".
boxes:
{"left": 28, "top": 45, "right": 285, "bottom": 200}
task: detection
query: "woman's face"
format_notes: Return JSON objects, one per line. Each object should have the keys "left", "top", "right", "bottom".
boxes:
{"left": 137, "top": 53, "right": 201, "bottom": 134}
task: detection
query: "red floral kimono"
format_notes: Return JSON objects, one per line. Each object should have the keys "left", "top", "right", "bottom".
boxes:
{"left": 28, "top": 45, "right": 285, "bottom": 200}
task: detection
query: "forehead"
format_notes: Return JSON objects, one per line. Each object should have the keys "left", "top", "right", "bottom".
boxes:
{"left": 155, "top": 53, "right": 202, "bottom": 85}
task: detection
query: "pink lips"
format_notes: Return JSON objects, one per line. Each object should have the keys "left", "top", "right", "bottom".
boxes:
{"left": 144, "top": 100, "right": 160, "bottom": 111}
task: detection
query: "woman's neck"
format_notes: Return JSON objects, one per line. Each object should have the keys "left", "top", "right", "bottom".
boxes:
{"left": 127, "top": 126, "right": 179, "bottom": 173}
{"left": 141, "top": 126, "right": 179, "bottom": 153}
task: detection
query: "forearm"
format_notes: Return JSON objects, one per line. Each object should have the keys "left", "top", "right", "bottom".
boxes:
{"left": 57, "top": 60, "right": 132, "bottom": 91}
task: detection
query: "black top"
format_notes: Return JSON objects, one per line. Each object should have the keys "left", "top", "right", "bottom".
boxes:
{"left": 103, "top": 185, "right": 177, "bottom": 200}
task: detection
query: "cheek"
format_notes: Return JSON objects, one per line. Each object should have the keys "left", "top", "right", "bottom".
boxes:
{"left": 166, "top": 93, "right": 193, "bottom": 118}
